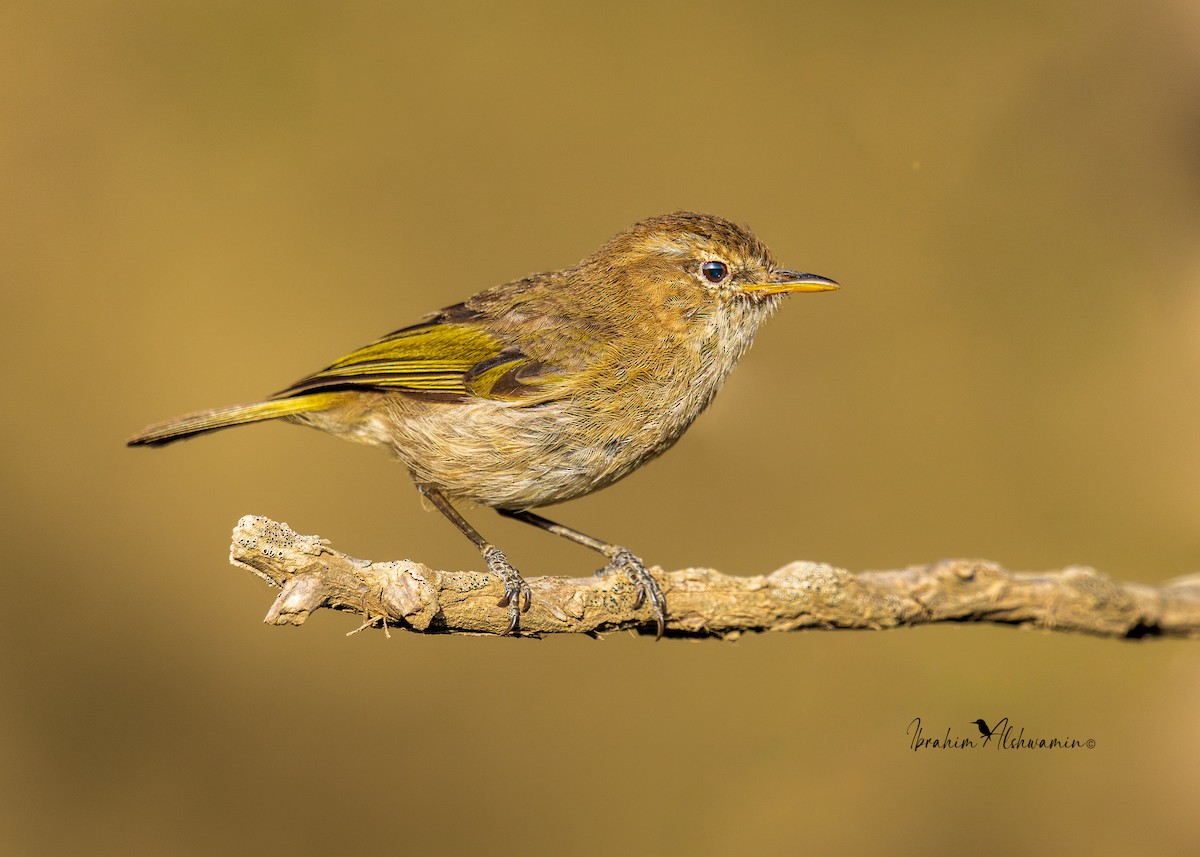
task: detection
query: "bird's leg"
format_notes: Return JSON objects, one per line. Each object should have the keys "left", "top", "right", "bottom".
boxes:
{"left": 497, "top": 509, "right": 667, "bottom": 639}
{"left": 418, "top": 485, "right": 530, "bottom": 634}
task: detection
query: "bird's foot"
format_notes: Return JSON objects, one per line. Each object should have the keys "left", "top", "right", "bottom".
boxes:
{"left": 482, "top": 545, "right": 531, "bottom": 635}
{"left": 598, "top": 547, "right": 667, "bottom": 639}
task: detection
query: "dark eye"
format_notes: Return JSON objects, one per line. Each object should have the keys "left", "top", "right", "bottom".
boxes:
{"left": 701, "top": 260, "right": 729, "bottom": 283}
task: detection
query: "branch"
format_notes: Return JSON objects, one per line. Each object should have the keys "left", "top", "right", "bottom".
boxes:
{"left": 228, "top": 515, "right": 1200, "bottom": 640}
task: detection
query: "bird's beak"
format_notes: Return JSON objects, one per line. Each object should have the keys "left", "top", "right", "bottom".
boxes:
{"left": 743, "top": 269, "right": 840, "bottom": 296}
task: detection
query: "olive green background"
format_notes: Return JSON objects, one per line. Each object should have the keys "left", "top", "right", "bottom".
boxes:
{"left": 3, "top": 2, "right": 1199, "bottom": 854}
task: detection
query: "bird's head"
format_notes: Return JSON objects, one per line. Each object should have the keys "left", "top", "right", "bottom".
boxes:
{"left": 585, "top": 211, "right": 838, "bottom": 317}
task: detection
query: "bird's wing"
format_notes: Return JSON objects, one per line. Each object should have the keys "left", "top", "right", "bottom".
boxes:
{"left": 273, "top": 304, "right": 568, "bottom": 403}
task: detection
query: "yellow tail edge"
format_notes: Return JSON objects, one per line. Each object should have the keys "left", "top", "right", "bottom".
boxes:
{"left": 126, "top": 392, "right": 345, "bottom": 447}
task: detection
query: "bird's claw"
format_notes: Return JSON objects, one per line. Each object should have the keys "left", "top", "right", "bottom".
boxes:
{"left": 483, "top": 545, "right": 531, "bottom": 634}
{"left": 602, "top": 546, "right": 667, "bottom": 639}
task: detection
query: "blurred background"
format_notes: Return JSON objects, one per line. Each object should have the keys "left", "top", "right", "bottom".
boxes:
{"left": 3, "top": 1, "right": 1199, "bottom": 853}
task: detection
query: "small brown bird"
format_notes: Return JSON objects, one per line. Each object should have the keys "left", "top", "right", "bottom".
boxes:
{"left": 128, "top": 211, "right": 838, "bottom": 635}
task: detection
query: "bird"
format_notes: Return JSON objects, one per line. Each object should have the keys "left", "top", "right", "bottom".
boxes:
{"left": 128, "top": 211, "right": 838, "bottom": 636}
{"left": 971, "top": 719, "right": 996, "bottom": 740}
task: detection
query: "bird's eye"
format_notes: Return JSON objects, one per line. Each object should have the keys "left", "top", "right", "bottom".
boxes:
{"left": 701, "top": 260, "right": 729, "bottom": 283}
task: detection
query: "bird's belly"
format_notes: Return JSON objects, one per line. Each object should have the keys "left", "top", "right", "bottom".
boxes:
{"left": 311, "top": 393, "right": 694, "bottom": 509}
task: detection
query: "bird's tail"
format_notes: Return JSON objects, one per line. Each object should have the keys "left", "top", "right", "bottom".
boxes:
{"left": 126, "top": 392, "right": 346, "bottom": 447}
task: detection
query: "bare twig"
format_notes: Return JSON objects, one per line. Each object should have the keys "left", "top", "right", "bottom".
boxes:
{"left": 228, "top": 515, "right": 1200, "bottom": 640}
